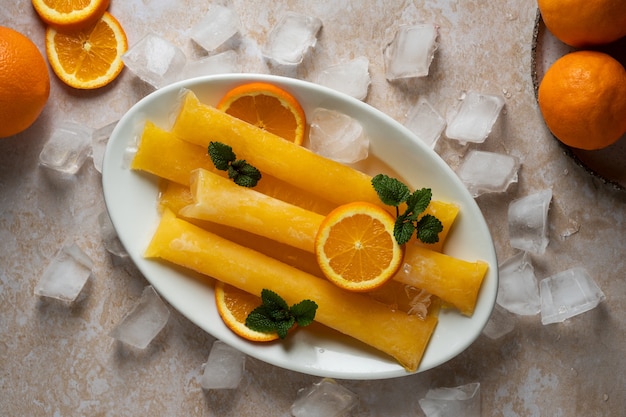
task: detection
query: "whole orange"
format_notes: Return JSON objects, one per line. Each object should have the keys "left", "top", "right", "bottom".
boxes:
{"left": 538, "top": 0, "right": 626, "bottom": 47}
{"left": 0, "top": 27, "right": 50, "bottom": 138}
{"left": 538, "top": 50, "right": 626, "bottom": 150}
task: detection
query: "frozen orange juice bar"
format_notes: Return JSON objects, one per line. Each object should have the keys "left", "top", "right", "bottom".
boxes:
{"left": 146, "top": 209, "right": 438, "bottom": 372}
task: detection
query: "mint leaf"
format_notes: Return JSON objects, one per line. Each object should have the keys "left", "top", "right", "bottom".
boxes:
{"left": 406, "top": 188, "right": 432, "bottom": 216}
{"left": 394, "top": 216, "right": 416, "bottom": 246}
{"left": 208, "top": 141, "right": 261, "bottom": 187}
{"left": 416, "top": 214, "right": 443, "bottom": 244}
{"left": 245, "top": 289, "right": 317, "bottom": 339}
{"left": 371, "top": 174, "right": 410, "bottom": 207}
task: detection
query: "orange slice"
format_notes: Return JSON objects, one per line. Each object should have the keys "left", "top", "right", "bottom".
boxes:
{"left": 314, "top": 202, "right": 404, "bottom": 292}
{"left": 216, "top": 82, "right": 306, "bottom": 145}
{"left": 215, "top": 281, "right": 279, "bottom": 342}
{"left": 45, "top": 11, "right": 127, "bottom": 90}
{"left": 32, "top": 0, "right": 110, "bottom": 30}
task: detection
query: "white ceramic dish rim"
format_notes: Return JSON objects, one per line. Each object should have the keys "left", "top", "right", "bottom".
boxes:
{"left": 102, "top": 73, "right": 498, "bottom": 380}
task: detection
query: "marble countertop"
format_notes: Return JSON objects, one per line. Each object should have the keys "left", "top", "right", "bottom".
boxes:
{"left": 2, "top": 0, "right": 625, "bottom": 415}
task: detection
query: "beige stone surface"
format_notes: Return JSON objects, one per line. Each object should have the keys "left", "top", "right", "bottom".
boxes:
{"left": 1, "top": 0, "right": 625, "bottom": 415}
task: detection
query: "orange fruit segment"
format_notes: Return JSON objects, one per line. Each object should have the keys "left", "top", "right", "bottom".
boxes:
{"left": 315, "top": 202, "right": 404, "bottom": 292}
{"left": 0, "top": 26, "right": 50, "bottom": 138}
{"left": 45, "top": 11, "right": 128, "bottom": 89}
{"left": 538, "top": 50, "right": 626, "bottom": 150}
{"left": 215, "top": 281, "right": 279, "bottom": 342}
{"left": 32, "top": 0, "right": 110, "bottom": 30}
{"left": 216, "top": 82, "right": 306, "bottom": 145}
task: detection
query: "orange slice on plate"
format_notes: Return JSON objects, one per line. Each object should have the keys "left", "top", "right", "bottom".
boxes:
{"left": 314, "top": 202, "right": 404, "bottom": 292}
{"left": 32, "top": 0, "right": 110, "bottom": 30}
{"left": 217, "top": 82, "right": 307, "bottom": 145}
{"left": 215, "top": 281, "right": 279, "bottom": 342}
{"left": 45, "top": 11, "right": 128, "bottom": 89}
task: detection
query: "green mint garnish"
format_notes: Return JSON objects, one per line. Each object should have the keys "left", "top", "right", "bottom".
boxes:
{"left": 245, "top": 289, "right": 318, "bottom": 339}
{"left": 208, "top": 141, "right": 261, "bottom": 187}
{"left": 371, "top": 174, "right": 443, "bottom": 246}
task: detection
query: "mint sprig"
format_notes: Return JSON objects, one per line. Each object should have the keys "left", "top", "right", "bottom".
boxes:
{"left": 245, "top": 289, "right": 318, "bottom": 339}
{"left": 208, "top": 141, "right": 261, "bottom": 187}
{"left": 371, "top": 174, "right": 443, "bottom": 245}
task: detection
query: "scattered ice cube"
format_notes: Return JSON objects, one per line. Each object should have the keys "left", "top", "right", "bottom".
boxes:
{"left": 291, "top": 378, "right": 358, "bottom": 417}
{"left": 262, "top": 12, "right": 322, "bottom": 66}
{"left": 497, "top": 251, "right": 541, "bottom": 315}
{"left": 34, "top": 242, "right": 93, "bottom": 302}
{"left": 91, "top": 121, "right": 117, "bottom": 173}
{"left": 384, "top": 23, "right": 438, "bottom": 81}
{"left": 200, "top": 340, "right": 246, "bottom": 390}
{"left": 183, "top": 50, "right": 240, "bottom": 78}
{"left": 98, "top": 211, "right": 129, "bottom": 260}
{"left": 190, "top": 4, "right": 240, "bottom": 52}
{"left": 316, "top": 56, "right": 370, "bottom": 100}
{"left": 540, "top": 267, "right": 605, "bottom": 325}
{"left": 122, "top": 33, "right": 187, "bottom": 89}
{"left": 419, "top": 382, "right": 481, "bottom": 417}
{"left": 109, "top": 285, "right": 170, "bottom": 349}
{"left": 308, "top": 108, "right": 369, "bottom": 164}
{"left": 508, "top": 189, "right": 552, "bottom": 254}
{"left": 457, "top": 150, "right": 520, "bottom": 197}
{"left": 404, "top": 98, "right": 446, "bottom": 148}
{"left": 482, "top": 304, "right": 516, "bottom": 339}
{"left": 445, "top": 91, "right": 505, "bottom": 144}
{"left": 39, "top": 122, "right": 93, "bottom": 175}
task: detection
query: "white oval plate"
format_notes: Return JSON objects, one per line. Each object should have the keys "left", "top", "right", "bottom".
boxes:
{"left": 102, "top": 74, "right": 498, "bottom": 380}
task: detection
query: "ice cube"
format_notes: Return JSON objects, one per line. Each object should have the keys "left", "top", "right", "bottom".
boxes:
{"left": 200, "top": 340, "right": 246, "bottom": 390}
{"left": 190, "top": 4, "right": 240, "bottom": 52}
{"left": 91, "top": 121, "right": 117, "bottom": 173}
{"left": 183, "top": 50, "right": 240, "bottom": 78}
{"left": 34, "top": 242, "right": 93, "bottom": 302}
{"left": 482, "top": 304, "right": 516, "bottom": 339}
{"left": 508, "top": 189, "right": 552, "bottom": 254}
{"left": 404, "top": 98, "right": 446, "bottom": 148}
{"left": 98, "top": 211, "right": 128, "bottom": 260}
{"left": 445, "top": 91, "right": 505, "bottom": 144}
{"left": 122, "top": 33, "right": 187, "bottom": 89}
{"left": 457, "top": 150, "right": 520, "bottom": 197}
{"left": 262, "top": 12, "right": 322, "bottom": 66}
{"left": 308, "top": 108, "right": 369, "bottom": 164}
{"left": 540, "top": 267, "right": 605, "bottom": 325}
{"left": 419, "top": 382, "right": 481, "bottom": 417}
{"left": 316, "top": 57, "right": 370, "bottom": 100}
{"left": 384, "top": 23, "right": 438, "bottom": 81}
{"left": 291, "top": 378, "right": 358, "bottom": 417}
{"left": 39, "top": 122, "right": 93, "bottom": 175}
{"left": 497, "top": 251, "right": 541, "bottom": 315}
{"left": 109, "top": 285, "right": 170, "bottom": 349}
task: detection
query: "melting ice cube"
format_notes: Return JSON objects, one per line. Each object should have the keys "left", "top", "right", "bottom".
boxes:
{"left": 109, "top": 285, "right": 170, "bottom": 349}
{"left": 308, "top": 108, "right": 369, "bottom": 164}
{"left": 316, "top": 56, "right": 370, "bottom": 100}
{"left": 508, "top": 189, "right": 552, "bottom": 254}
{"left": 384, "top": 23, "right": 438, "bottom": 81}
{"left": 190, "top": 4, "right": 240, "bottom": 52}
{"left": 540, "top": 267, "right": 605, "bottom": 325}
{"left": 291, "top": 378, "right": 358, "bottom": 417}
{"left": 419, "top": 382, "right": 481, "bottom": 417}
{"left": 39, "top": 122, "right": 93, "bottom": 175}
{"left": 262, "top": 12, "right": 322, "bottom": 66}
{"left": 482, "top": 304, "right": 516, "bottom": 339}
{"left": 35, "top": 242, "right": 93, "bottom": 302}
{"left": 404, "top": 98, "right": 446, "bottom": 148}
{"left": 497, "top": 251, "right": 541, "bottom": 315}
{"left": 91, "top": 121, "right": 117, "bottom": 173}
{"left": 122, "top": 33, "right": 187, "bottom": 89}
{"left": 183, "top": 50, "right": 240, "bottom": 79}
{"left": 200, "top": 340, "right": 246, "bottom": 390}
{"left": 457, "top": 150, "right": 520, "bottom": 197}
{"left": 445, "top": 91, "right": 505, "bottom": 144}
{"left": 98, "top": 211, "right": 128, "bottom": 260}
